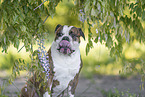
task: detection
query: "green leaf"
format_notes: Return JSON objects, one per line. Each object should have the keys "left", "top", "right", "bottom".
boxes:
{"left": 110, "top": 47, "right": 115, "bottom": 56}
{"left": 133, "top": 6, "right": 138, "bottom": 13}
{"left": 19, "top": 58, "right": 22, "bottom": 63}
{"left": 27, "top": 63, "right": 30, "bottom": 69}
{"left": 91, "top": 8, "right": 97, "bottom": 16}
{"left": 14, "top": 38, "right": 20, "bottom": 49}
{"left": 94, "top": 37, "right": 98, "bottom": 43}
{"left": 86, "top": 43, "right": 90, "bottom": 55}
{"left": 129, "top": 3, "right": 134, "bottom": 9}
{"left": 106, "top": 35, "right": 113, "bottom": 48}
{"left": 84, "top": 1, "right": 90, "bottom": 14}
{"left": 136, "top": 7, "right": 142, "bottom": 17}
{"left": 21, "top": 25, "right": 26, "bottom": 32}
{"left": 23, "top": 59, "right": 25, "bottom": 64}
{"left": 142, "top": 11, "right": 145, "bottom": 21}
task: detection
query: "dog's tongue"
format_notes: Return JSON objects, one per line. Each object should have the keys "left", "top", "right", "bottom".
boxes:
{"left": 59, "top": 40, "right": 71, "bottom": 54}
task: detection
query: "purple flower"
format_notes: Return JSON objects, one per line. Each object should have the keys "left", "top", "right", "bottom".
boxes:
{"left": 79, "top": 9, "right": 82, "bottom": 12}
{"left": 96, "top": 29, "right": 98, "bottom": 33}
{"left": 79, "top": 9, "right": 85, "bottom": 23}
{"left": 98, "top": 37, "right": 100, "bottom": 40}
{"left": 37, "top": 39, "right": 50, "bottom": 78}
{"left": 25, "top": 88, "right": 27, "bottom": 92}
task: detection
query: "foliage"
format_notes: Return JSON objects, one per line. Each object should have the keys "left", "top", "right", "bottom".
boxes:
{"left": 101, "top": 88, "right": 142, "bottom": 97}
{"left": 0, "top": 0, "right": 145, "bottom": 96}
{"left": 76, "top": 0, "right": 145, "bottom": 56}
{"left": 1, "top": 0, "right": 144, "bottom": 55}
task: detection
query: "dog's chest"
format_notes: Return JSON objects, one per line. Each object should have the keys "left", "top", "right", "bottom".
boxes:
{"left": 54, "top": 63, "right": 79, "bottom": 81}
{"left": 51, "top": 48, "right": 81, "bottom": 96}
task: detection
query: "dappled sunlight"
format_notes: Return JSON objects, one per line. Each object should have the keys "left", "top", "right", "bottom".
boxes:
{"left": 124, "top": 41, "right": 145, "bottom": 59}
{"left": 125, "top": 48, "right": 141, "bottom": 59}
{"left": 80, "top": 40, "right": 121, "bottom": 76}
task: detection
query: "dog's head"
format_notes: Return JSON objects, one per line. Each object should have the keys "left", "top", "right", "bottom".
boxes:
{"left": 54, "top": 24, "right": 85, "bottom": 55}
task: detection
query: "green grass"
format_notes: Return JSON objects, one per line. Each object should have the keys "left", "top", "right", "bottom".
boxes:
{"left": 101, "top": 88, "right": 142, "bottom": 97}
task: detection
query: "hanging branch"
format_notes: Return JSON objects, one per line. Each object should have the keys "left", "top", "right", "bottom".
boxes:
{"left": 33, "top": 0, "right": 48, "bottom": 11}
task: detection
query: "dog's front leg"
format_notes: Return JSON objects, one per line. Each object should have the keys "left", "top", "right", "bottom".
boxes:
{"left": 68, "top": 85, "right": 74, "bottom": 97}
{"left": 68, "top": 74, "right": 80, "bottom": 97}
{"left": 43, "top": 84, "right": 52, "bottom": 97}
{"left": 43, "top": 80, "right": 53, "bottom": 97}
{"left": 43, "top": 91, "right": 51, "bottom": 97}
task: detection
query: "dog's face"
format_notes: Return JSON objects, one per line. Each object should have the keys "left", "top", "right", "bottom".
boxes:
{"left": 54, "top": 24, "right": 85, "bottom": 55}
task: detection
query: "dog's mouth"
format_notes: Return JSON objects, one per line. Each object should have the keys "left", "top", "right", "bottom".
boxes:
{"left": 57, "top": 40, "right": 75, "bottom": 55}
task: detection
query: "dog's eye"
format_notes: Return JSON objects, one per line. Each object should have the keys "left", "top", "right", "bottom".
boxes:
{"left": 71, "top": 33, "right": 78, "bottom": 38}
{"left": 72, "top": 34, "right": 76, "bottom": 37}
{"left": 57, "top": 33, "right": 63, "bottom": 37}
{"left": 70, "top": 31, "right": 73, "bottom": 34}
{"left": 70, "top": 31, "right": 77, "bottom": 37}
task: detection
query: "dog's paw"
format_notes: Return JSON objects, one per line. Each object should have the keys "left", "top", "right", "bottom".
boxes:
{"left": 43, "top": 92, "right": 50, "bottom": 97}
{"left": 69, "top": 94, "right": 74, "bottom": 97}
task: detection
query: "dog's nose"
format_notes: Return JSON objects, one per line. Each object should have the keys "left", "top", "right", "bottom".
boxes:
{"left": 62, "top": 36, "right": 70, "bottom": 42}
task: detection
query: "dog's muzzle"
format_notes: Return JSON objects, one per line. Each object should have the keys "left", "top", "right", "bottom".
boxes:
{"left": 57, "top": 37, "right": 75, "bottom": 55}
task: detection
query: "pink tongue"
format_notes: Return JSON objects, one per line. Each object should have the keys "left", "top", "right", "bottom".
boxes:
{"left": 60, "top": 48, "right": 64, "bottom": 53}
{"left": 59, "top": 40, "right": 71, "bottom": 54}
{"left": 60, "top": 48, "right": 71, "bottom": 54}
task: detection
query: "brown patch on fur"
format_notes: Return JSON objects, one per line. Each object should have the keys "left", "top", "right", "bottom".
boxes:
{"left": 55, "top": 25, "right": 63, "bottom": 41}
{"left": 51, "top": 79, "right": 60, "bottom": 94}
{"left": 52, "top": 80, "right": 60, "bottom": 88}
{"left": 69, "top": 27, "right": 85, "bottom": 43}
{"left": 69, "top": 57, "right": 83, "bottom": 94}
{"left": 47, "top": 48, "right": 54, "bottom": 87}
{"left": 69, "top": 74, "right": 79, "bottom": 94}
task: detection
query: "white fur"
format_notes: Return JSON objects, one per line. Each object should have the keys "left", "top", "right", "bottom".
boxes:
{"left": 43, "top": 92, "right": 50, "bottom": 97}
{"left": 68, "top": 85, "right": 74, "bottom": 97}
{"left": 50, "top": 25, "right": 81, "bottom": 97}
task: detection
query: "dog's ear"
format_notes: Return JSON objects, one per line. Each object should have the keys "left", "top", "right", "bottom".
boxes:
{"left": 55, "top": 24, "right": 62, "bottom": 32}
{"left": 78, "top": 28, "right": 85, "bottom": 40}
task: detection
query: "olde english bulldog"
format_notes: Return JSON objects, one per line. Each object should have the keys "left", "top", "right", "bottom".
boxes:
{"left": 21, "top": 24, "right": 85, "bottom": 97}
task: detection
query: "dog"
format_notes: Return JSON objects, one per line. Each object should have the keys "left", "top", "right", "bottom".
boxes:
{"left": 21, "top": 24, "right": 85, "bottom": 97}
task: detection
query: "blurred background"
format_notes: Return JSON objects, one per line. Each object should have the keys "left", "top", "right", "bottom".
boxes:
{"left": 0, "top": 0, "right": 145, "bottom": 78}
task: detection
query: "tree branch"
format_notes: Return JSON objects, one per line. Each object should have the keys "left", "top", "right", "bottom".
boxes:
{"left": 33, "top": 0, "right": 47, "bottom": 11}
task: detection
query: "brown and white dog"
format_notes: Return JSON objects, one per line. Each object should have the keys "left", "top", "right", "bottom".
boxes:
{"left": 21, "top": 24, "right": 85, "bottom": 97}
